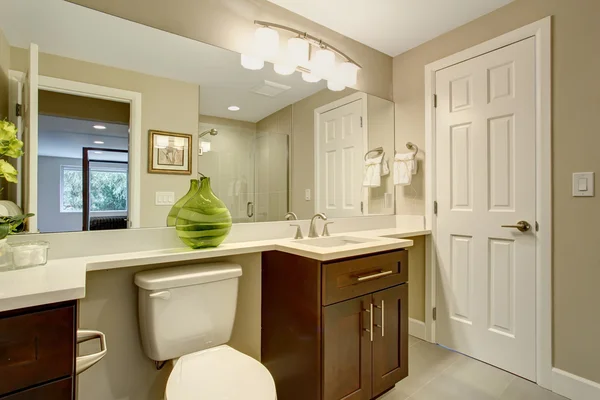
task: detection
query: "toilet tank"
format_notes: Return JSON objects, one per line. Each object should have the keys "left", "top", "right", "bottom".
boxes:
{"left": 134, "top": 262, "right": 242, "bottom": 361}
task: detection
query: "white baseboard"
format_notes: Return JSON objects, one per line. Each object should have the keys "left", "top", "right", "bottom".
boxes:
{"left": 409, "top": 318, "right": 426, "bottom": 341}
{"left": 552, "top": 368, "right": 600, "bottom": 400}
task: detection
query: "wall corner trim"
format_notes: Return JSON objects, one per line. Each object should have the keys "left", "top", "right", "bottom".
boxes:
{"left": 552, "top": 368, "right": 600, "bottom": 400}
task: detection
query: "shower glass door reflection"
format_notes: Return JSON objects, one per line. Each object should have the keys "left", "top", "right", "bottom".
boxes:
{"left": 197, "top": 124, "right": 289, "bottom": 223}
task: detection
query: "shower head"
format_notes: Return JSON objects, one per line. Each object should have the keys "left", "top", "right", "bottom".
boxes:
{"left": 199, "top": 128, "right": 218, "bottom": 138}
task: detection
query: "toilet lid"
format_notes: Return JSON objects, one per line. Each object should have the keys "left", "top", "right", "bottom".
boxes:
{"left": 166, "top": 345, "right": 277, "bottom": 400}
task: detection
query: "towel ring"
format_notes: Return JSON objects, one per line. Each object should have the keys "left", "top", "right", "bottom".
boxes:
{"left": 364, "top": 147, "right": 384, "bottom": 161}
{"left": 406, "top": 142, "right": 419, "bottom": 156}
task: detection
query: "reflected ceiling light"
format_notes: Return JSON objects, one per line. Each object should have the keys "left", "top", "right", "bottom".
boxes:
{"left": 313, "top": 49, "right": 335, "bottom": 80}
{"left": 244, "top": 21, "right": 361, "bottom": 91}
{"left": 228, "top": 106, "right": 240, "bottom": 111}
{"left": 255, "top": 26, "right": 279, "bottom": 59}
{"left": 93, "top": 151, "right": 103, "bottom": 154}
{"left": 288, "top": 37, "right": 309, "bottom": 66}
{"left": 93, "top": 125, "right": 106, "bottom": 130}
{"left": 93, "top": 140, "right": 104, "bottom": 144}
{"left": 302, "top": 71, "right": 321, "bottom": 83}
{"left": 274, "top": 63, "right": 296, "bottom": 76}
{"left": 327, "top": 80, "right": 346, "bottom": 92}
{"left": 340, "top": 62, "right": 360, "bottom": 87}
{"left": 241, "top": 54, "right": 264, "bottom": 70}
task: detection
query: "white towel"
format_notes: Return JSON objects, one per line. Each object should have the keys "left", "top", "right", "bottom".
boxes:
{"left": 394, "top": 152, "right": 416, "bottom": 186}
{"left": 382, "top": 157, "right": 390, "bottom": 176}
{"left": 363, "top": 154, "right": 384, "bottom": 187}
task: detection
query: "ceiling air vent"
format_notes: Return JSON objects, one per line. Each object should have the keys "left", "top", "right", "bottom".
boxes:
{"left": 250, "top": 80, "right": 291, "bottom": 97}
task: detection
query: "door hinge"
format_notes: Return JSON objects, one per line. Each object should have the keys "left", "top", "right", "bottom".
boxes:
{"left": 15, "top": 103, "right": 22, "bottom": 117}
{"left": 360, "top": 116, "right": 363, "bottom": 128}
{"left": 360, "top": 201, "right": 364, "bottom": 214}
{"left": 433, "top": 307, "right": 437, "bottom": 321}
{"left": 535, "top": 221, "right": 539, "bottom": 232}
{"left": 433, "top": 94, "right": 438, "bottom": 108}
{"left": 433, "top": 201, "right": 438, "bottom": 215}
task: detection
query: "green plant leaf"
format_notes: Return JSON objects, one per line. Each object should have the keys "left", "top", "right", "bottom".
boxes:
{"left": 0, "top": 160, "right": 18, "bottom": 183}
{"left": 0, "top": 222, "right": 9, "bottom": 240}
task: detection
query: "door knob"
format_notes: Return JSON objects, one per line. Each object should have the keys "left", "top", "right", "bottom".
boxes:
{"left": 501, "top": 221, "right": 531, "bottom": 232}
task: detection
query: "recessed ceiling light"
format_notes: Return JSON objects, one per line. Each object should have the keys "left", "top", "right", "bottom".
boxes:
{"left": 228, "top": 106, "right": 240, "bottom": 111}
{"left": 94, "top": 141, "right": 104, "bottom": 144}
{"left": 93, "top": 151, "right": 103, "bottom": 154}
{"left": 93, "top": 125, "right": 107, "bottom": 130}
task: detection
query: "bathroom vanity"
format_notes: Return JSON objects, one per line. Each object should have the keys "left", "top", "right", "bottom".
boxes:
{"left": 262, "top": 249, "right": 409, "bottom": 400}
{"left": 0, "top": 301, "right": 77, "bottom": 399}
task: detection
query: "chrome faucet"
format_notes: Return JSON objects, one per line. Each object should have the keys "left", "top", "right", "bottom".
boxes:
{"left": 284, "top": 212, "right": 298, "bottom": 220}
{"left": 308, "top": 213, "right": 327, "bottom": 238}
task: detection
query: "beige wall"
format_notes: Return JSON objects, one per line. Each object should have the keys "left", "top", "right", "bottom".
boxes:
{"left": 39, "top": 90, "right": 130, "bottom": 124}
{"left": 393, "top": 0, "right": 600, "bottom": 384}
{"left": 11, "top": 47, "right": 199, "bottom": 228}
{"left": 78, "top": 254, "right": 262, "bottom": 400}
{"left": 66, "top": 0, "right": 393, "bottom": 100}
{"left": 0, "top": 28, "right": 9, "bottom": 119}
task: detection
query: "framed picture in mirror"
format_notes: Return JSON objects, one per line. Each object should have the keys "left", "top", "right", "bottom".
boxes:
{"left": 148, "top": 130, "right": 192, "bottom": 175}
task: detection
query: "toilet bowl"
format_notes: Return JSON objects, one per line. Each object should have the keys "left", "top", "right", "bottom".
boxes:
{"left": 134, "top": 262, "right": 277, "bottom": 400}
{"left": 165, "top": 345, "right": 276, "bottom": 400}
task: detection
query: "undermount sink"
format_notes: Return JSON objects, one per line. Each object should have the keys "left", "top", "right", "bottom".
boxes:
{"left": 295, "top": 236, "right": 377, "bottom": 248}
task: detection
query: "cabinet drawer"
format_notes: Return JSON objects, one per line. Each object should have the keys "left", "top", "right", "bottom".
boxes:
{"left": 0, "top": 305, "right": 75, "bottom": 395}
{"left": 2, "top": 377, "right": 73, "bottom": 400}
{"left": 322, "top": 250, "right": 408, "bottom": 306}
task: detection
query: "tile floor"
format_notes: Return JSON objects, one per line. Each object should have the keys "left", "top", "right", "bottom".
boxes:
{"left": 380, "top": 336, "right": 568, "bottom": 400}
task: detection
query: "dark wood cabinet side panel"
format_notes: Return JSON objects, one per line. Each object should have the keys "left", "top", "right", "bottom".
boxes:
{"left": 2, "top": 377, "right": 73, "bottom": 400}
{"left": 0, "top": 303, "right": 76, "bottom": 397}
{"left": 323, "top": 296, "right": 372, "bottom": 400}
{"left": 372, "top": 284, "right": 409, "bottom": 397}
{"left": 261, "top": 251, "right": 323, "bottom": 400}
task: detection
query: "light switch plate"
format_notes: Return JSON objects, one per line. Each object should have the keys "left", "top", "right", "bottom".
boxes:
{"left": 573, "top": 172, "right": 594, "bottom": 197}
{"left": 155, "top": 191, "right": 175, "bottom": 205}
{"left": 305, "top": 189, "right": 311, "bottom": 201}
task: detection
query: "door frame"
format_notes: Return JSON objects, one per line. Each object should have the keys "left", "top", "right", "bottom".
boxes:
{"left": 314, "top": 92, "right": 369, "bottom": 215}
{"left": 9, "top": 71, "right": 142, "bottom": 229}
{"left": 424, "top": 17, "right": 552, "bottom": 388}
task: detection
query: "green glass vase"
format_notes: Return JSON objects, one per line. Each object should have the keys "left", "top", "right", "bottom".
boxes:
{"left": 175, "top": 177, "right": 232, "bottom": 248}
{"left": 167, "top": 179, "right": 199, "bottom": 227}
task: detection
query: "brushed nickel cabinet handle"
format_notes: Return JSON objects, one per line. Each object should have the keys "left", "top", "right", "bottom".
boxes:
{"left": 363, "top": 303, "right": 374, "bottom": 342}
{"left": 356, "top": 270, "right": 393, "bottom": 282}
{"left": 374, "top": 300, "right": 385, "bottom": 337}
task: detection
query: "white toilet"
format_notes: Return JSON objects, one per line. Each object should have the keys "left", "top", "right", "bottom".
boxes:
{"left": 134, "top": 262, "right": 277, "bottom": 400}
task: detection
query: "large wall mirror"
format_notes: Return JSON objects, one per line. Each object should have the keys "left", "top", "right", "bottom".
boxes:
{"left": 0, "top": 0, "right": 395, "bottom": 234}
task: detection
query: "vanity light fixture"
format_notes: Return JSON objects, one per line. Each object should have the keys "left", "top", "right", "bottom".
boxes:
{"left": 240, "top": 21, "right": 361, "bottom": 91}
{"left": 93, "top": 125, "right": 106, "bottom": 130}
{"left": 228, "top": 106, "right": 240, "bottom": 111}
{"left": 93, "top": 140, "right": 104, "bottom": 144}
{"left": 93, "top": 151, "right": 103, "bottom": 154}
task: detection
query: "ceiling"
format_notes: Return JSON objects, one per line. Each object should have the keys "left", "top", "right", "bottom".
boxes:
{"left": 39, "top": 115, "right": 129, "bottom": 161}
{"left": 0, "top": 0, "right": 326, "bottom": 123}
{"left": 266, "top": 0, "right": 514, "bottom": 56}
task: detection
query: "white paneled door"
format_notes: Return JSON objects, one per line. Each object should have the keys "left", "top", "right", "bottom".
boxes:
{"left": 435, "top": 38, "right": 536, "bottom": 380}
{"left": 316, "top": 99, "right": 364, "bottom": 218}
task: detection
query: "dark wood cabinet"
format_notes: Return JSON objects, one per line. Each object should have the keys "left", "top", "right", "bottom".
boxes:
{"left": 0, "top": 301, "right": 76, "bottom": 399}
{"left": 262, "top": 249, "right": 409, "bottom": 400}
{"left": 323, "top": 295, "right": 372, "bottom": 400}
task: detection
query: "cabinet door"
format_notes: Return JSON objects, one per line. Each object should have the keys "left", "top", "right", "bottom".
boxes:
{"left": 372, "top": 284, "right": 409, "bottom": 397}
{"left": 323, "top": 295, "right": 372, "bottom": 400}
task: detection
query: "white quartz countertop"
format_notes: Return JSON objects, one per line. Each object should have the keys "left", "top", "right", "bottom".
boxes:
{"left": 0, "top": 227, "right": 430, "bottom": 313}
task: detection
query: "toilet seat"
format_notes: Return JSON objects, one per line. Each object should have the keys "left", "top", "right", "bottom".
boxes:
{"left": 165, "top": 345, "right": 277, "bottom": 400}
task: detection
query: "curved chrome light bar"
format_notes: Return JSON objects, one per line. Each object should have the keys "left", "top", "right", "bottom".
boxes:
{"left": 254, "top": 20, "right": 362, "bottom": 69}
